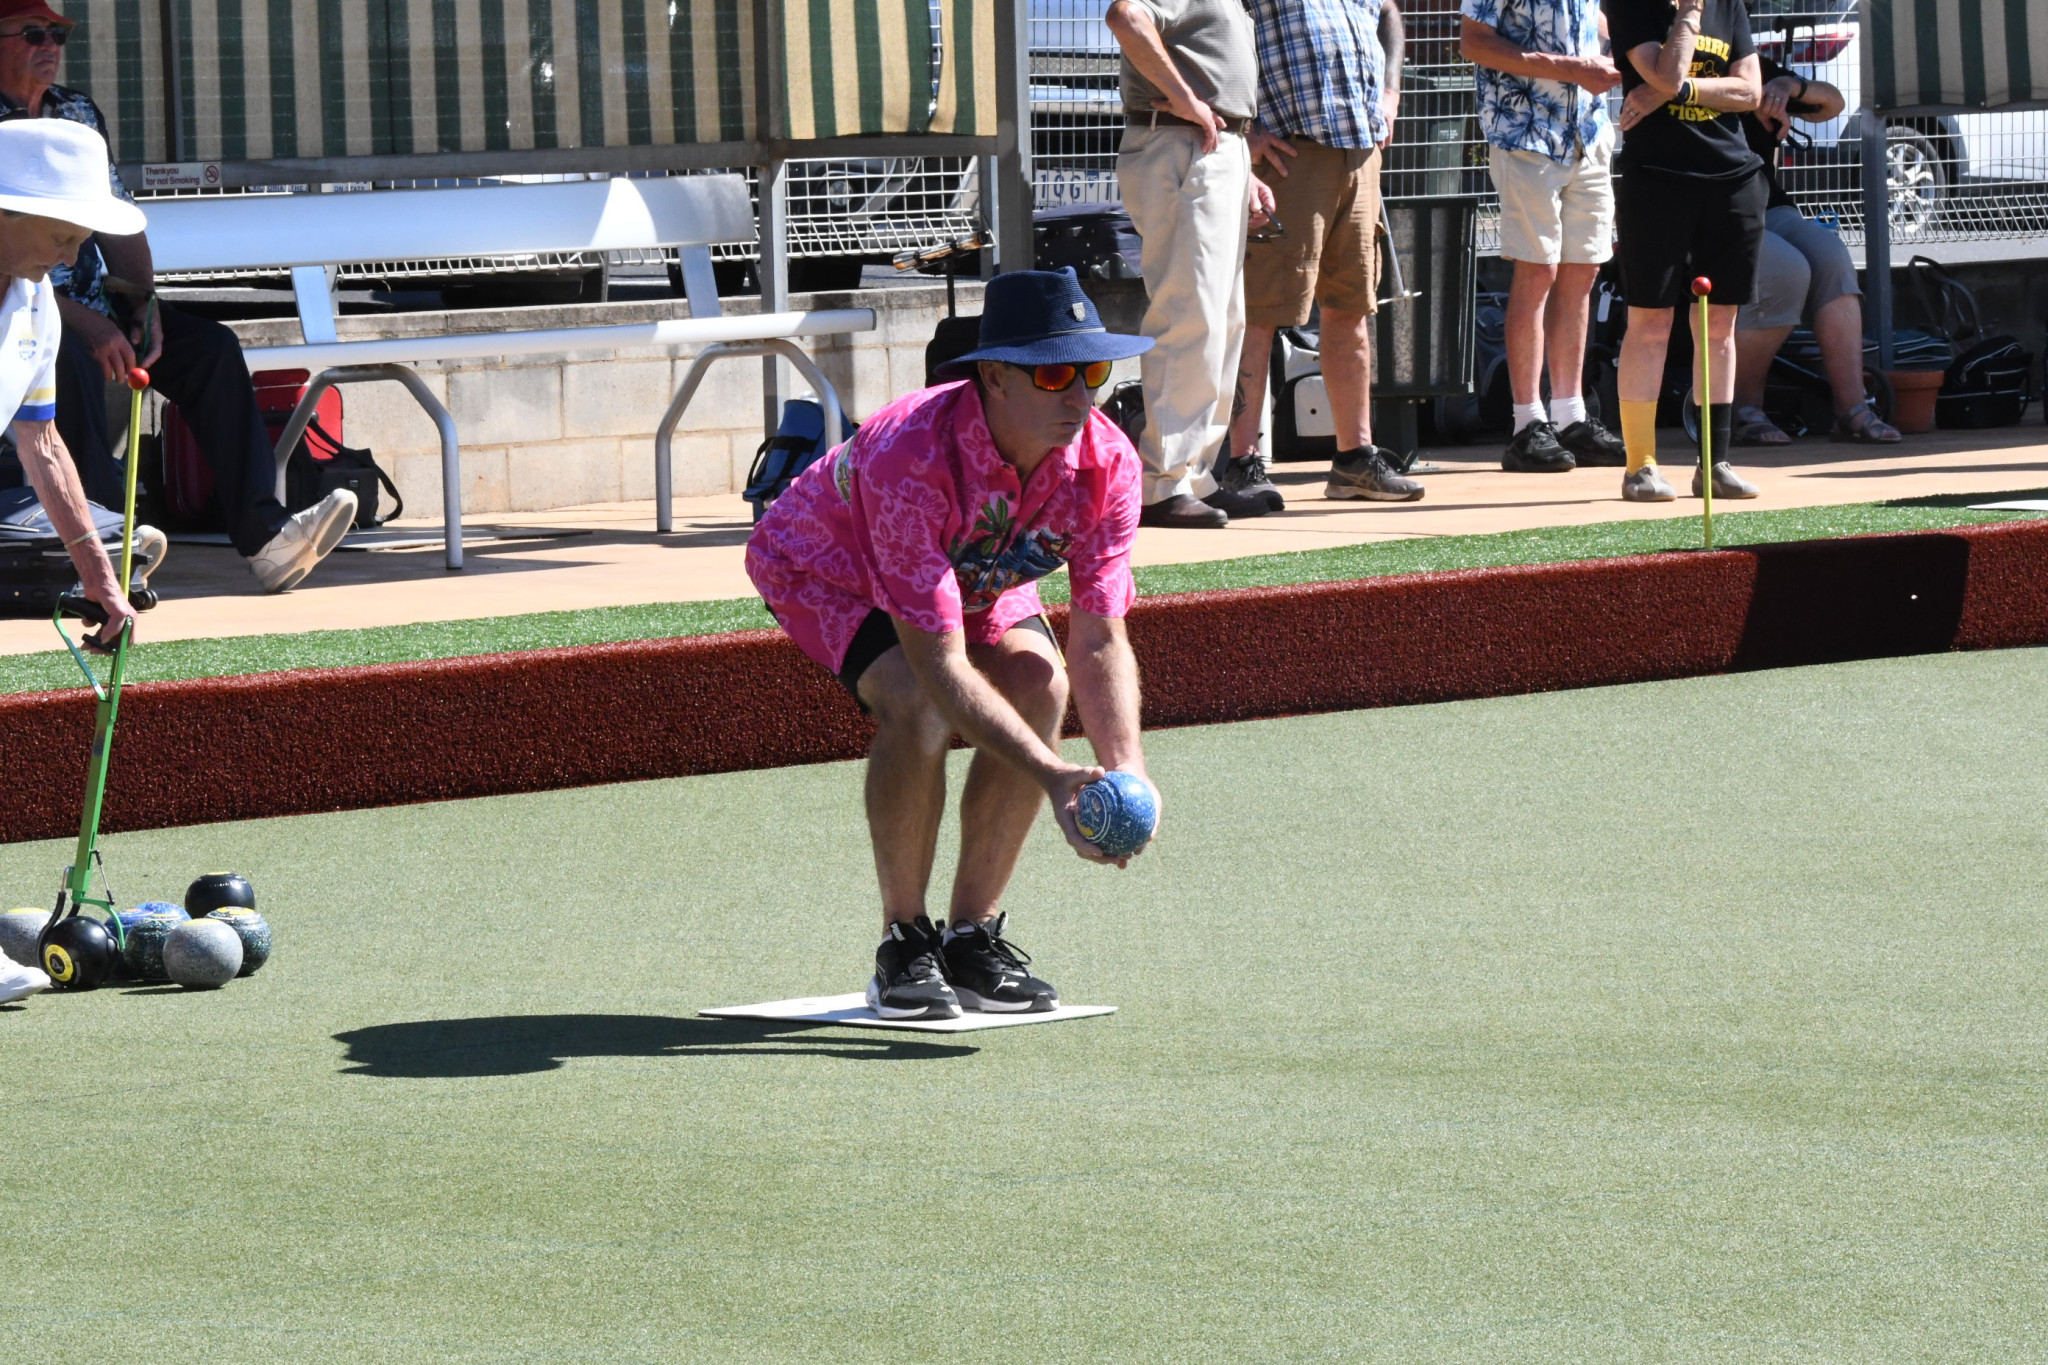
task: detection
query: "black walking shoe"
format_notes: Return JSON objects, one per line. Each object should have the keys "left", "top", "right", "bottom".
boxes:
{"left": 866, "top": 915, "right": 962, "bottom": 1019}
{"left": 941, "top": 913, "right": 1057, "bottom": 1013}
{"left": 1216, "top": 450, "right": 1286, "bottom": 512}
{"left": 1138, "top": 492, "right": 1229, "bottom": 528}
{"left": 1501, "top": 421, "right": 1576, "bottom": 472}
{"left": 1202, "top": 484, "right": 1271, "bottom": 518}
{"left": 1325, "top": 446, "right": 1425, "bottom": 501}
{"left": 1554, "top": 418, "right": 1627, "bottom": 467}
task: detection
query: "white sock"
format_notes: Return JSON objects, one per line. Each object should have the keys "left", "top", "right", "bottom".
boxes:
{"left": 1511, "top": 402, "right": 1544, "bottom": 433}
{"left": 1550, "top": 395, "right": 1587, "bottom": 428}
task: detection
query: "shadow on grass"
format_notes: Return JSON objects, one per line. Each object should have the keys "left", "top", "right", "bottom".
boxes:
{"left": 1883, "top": 487, "right": 2048, "bottom": 509}
{"left": 334, "top": 1013, "right": 976, "bottom": 1077}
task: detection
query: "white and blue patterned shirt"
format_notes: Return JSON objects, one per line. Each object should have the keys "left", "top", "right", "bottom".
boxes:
{"left": 1248, "top": 0, "right": 1391, "bottom": 150}
{"left": 1460, "top": 0, "right": 1611, "bottom": 163}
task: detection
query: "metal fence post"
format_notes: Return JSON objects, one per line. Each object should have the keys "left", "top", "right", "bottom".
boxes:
{"left": 1860, "top": 110, "right": 1894, "bottom": 371}
{"left": 993, "top": 0, "right": 1033, "bottom": 272}
{"left": 758, "top": 159, "right": 791, "bottom": 434}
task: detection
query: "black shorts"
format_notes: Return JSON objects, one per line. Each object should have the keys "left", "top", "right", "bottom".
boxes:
{"left": 1614, "top": 167, "right": 1768, "bottom": 309}
{"left": 835, "top": 608, "right": 1059, "bottom": 710}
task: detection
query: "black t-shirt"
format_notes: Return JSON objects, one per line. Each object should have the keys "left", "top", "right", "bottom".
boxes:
{"left": 1741, "top": 55, "right": 1798, "bottom": 210}
{"left": 1604, "top": 0, "right": 1763, "bottom": 181}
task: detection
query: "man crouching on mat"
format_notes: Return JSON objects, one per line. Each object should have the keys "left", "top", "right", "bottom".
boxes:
{"left": 745, "top": 268, "right": 1155, "bottom": 1020}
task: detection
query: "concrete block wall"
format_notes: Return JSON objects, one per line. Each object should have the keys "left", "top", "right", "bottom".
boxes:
{"left": 225, "top": 281, "right": 990, "bottom": 519}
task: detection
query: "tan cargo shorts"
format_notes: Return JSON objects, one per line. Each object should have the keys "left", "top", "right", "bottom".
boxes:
{"left": 1244, "top": 138, "right": 1381, "bottom": 325}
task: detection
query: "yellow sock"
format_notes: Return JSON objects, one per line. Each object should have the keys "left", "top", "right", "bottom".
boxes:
{"left": 1620, "top": 400, "right": 1658, "bottom": 474}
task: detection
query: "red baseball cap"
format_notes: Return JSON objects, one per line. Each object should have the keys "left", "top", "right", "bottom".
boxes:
{"left": 0, "top": 0, "right": 71, "bottom": 26}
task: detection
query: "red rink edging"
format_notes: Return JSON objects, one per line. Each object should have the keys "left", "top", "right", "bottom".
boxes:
{"left": 1, "top": 519, "right": 2044, "bottom": 843}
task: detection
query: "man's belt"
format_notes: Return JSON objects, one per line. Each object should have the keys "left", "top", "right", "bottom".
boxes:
{"left": 1130, "top": 109, "right": 1254, "bottom": 137}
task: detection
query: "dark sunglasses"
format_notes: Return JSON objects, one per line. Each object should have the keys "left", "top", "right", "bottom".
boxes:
{"left": 3, "top": 23, "right": 71, "bottom": 45}
{"left": 1018, "top": 360, "right": 1113, "bottom": 392}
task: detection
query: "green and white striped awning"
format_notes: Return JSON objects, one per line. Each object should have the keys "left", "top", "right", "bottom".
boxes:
{"left": 56, "top": 0, "right": 993, "bottom": 166}
{"left": 1864, "top": 0, "right": 2048, "bottom": 111}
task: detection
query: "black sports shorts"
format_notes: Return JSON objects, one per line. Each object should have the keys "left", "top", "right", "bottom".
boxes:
{"left": 1614, "top": 166, "right": 1768, "bottom": 309}
{"left": 835, "top": 608, "right": 1059, "bottom": 710}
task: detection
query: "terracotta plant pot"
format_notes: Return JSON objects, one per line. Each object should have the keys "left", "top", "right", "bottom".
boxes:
{"left": 1887, "top": 369, "right": 1945, "bottom": 434}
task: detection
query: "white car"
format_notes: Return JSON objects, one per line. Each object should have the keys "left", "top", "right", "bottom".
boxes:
{"left": 1753, "top": 0, "right": 2048, "bottom": 240}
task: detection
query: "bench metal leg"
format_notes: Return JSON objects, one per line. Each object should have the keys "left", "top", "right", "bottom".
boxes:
{"left": 275, "top": 363, "right": 465, "bottom": 570}
{"left": 652, "top": 339, "right": 845, "bottom": 533}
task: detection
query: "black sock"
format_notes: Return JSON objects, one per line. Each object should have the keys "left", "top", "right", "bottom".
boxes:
{"left": 1707, "top": 404, "right": 1734, "bottom": 465}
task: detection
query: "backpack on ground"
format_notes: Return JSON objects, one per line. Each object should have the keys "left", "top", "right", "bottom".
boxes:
{"left": 743, "top": 398, "right": 857, "bottom": 522}
{"left": 284, "top": 415, "right": 402, "bottom": 529}
{"left": 1938, "top": 336, "right": 2033, "bottom": 428}
{"left": 1902, "top": 255, "right": 2035, "bottom": 428}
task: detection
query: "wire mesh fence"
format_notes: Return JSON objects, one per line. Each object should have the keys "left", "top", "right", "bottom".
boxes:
{"left": 146, "top": 0, "right": 2048, "bottom": 294}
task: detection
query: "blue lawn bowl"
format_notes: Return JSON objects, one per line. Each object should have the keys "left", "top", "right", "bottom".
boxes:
{"left": 1074, "top": 771, "right": 1159, "bottom": 859}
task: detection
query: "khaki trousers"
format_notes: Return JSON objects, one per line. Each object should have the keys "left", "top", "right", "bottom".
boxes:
{"left": 1117, "top": 123, "right": 1251, "bottom": 503}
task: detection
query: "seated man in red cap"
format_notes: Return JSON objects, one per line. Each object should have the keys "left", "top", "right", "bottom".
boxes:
{"left": 745, "top": 268, "right": 1158, "bottom": 1020}
{"left": 0, "top": 116, "right": 145, "bottom": 1003}
{"left": 0, "top": 0, "right": 357, "bottom": 593}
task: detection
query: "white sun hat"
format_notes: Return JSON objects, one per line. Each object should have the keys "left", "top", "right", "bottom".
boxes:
{"left": 0, "top": 119, "right": 145, "bottom": 236}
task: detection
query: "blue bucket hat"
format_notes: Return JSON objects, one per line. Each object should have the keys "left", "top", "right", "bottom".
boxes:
{"left": 936, "top": 267, "right": 1153, "bottom": 379}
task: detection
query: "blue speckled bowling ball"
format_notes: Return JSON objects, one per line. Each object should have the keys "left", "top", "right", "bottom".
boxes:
{"left": 1074, "top": 771, "right": 1159, "bottom": 859}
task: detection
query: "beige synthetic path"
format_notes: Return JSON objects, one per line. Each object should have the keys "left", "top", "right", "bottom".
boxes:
{"left": 4, "top": 425, "right": 2043, "bottom": 656}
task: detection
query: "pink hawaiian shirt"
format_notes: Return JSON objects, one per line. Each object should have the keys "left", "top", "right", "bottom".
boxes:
{"left": 745, "top": 379, "right": 1141, "bottom": 674}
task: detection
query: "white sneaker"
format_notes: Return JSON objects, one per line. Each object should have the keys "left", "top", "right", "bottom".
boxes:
{"left": 0, "top": 954, "right": 50, "bottom": 1004}
{"left": 130, "top": 524, "right": 168, "bottom": 588}
{"left": 249, "top": 490, "right": 357, "bottom": 594}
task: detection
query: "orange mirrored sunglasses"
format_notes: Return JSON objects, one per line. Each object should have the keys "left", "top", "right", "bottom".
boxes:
{"left": 1022, "top": 360, "right": 1114, "bottom": 392}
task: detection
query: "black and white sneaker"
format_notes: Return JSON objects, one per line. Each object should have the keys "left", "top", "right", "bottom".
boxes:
{"left": 941, "top": 913, "right": 1057, "bottom": 1013}
{"left": 1501, "top": 420, "right": 1575, "bottom": 472}
{"left": 1555, "top": 418, "right": 1627, "bottom": 467}
{"left": 866, "top": 915, "right": 962, "bottom": 1019}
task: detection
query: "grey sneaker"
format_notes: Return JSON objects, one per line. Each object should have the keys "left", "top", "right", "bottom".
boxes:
{"left": 1326, "top": 446, "right": 1424, "bottom": 502}
{"left": 1692, "top": 462, "right": 1760, "bottom": 500}
{"left": 1216, "top": 449, "right": 1285, "bottom": 512}
{"left": 249, "top": 490, "right": 357, "bottom": 594}
{"left": 1621, "top": 465, "right": 1677, "bottom": 502}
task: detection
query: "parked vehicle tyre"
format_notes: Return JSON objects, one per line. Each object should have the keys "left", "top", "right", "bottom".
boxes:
{"left": 1886, "top": 124, "right": 1949, "bottom": 239}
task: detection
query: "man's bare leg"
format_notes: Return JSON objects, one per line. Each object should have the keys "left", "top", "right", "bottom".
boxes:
{"left": 857, "top": 646, "right": 954, "bottom": 927}
{"left": 1319, "top": 307, "right": 1374, "bottom": 449}
{"left": 950, "top": 626, "right": 1070, "bottom": 925}
{"left": 1505, "top": 259, "right": 1558, "bottom": 409}
{"left": 1545, "top": 263, "right": 1600, "bottom": 399}
{"left": 1228, "top": 322, "right": 1278, "bottom": 461}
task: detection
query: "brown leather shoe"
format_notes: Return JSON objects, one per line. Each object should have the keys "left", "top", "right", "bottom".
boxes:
{"left": 1139, "top": 492, "right": 1229, "bottom": 528}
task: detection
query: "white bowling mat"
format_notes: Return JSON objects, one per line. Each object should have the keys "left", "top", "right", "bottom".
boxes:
{"left": 700, "top": 992, "right": 1117, "bottom": 1034}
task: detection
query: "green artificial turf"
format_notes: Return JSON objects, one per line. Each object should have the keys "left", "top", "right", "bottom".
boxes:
{"left": 0, "top": 491, "right": 2042, "bottom": 695}
{"left": 1, "top": 649, "right": 2043, "bottom": 1362}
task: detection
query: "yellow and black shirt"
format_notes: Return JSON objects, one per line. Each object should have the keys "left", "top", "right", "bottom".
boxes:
{"left": 1604, "top": 0, "right": 1763, "bottom": 180}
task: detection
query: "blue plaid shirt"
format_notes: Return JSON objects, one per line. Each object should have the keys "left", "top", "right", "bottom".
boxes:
{"left": 1460, "top": 0, "right": 1610, "bottom": 163}
{"left": 1247, "top": 0, "right": 1390, "bottom": 150}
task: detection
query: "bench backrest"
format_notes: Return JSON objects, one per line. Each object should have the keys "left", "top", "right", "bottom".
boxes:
{"left": 144, "top": 174, "right": 755, "bottom": 273}
{"left": 144, "top": 174, "right": 753, "bottom": 343}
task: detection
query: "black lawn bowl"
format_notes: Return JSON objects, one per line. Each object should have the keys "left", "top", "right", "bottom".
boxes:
{"left": 184, "top": 873, "right": 255, "bottom": 919}
{"left": 40, "top": 916, "right": 115, "bottom": 991}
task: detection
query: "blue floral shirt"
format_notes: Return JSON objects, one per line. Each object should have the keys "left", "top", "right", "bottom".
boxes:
{"left": 1460, "top": 0, "right": 1611, "bottom": 163}
{"left": 1248, "top": 0, "right": 1390, "bottom": 150}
